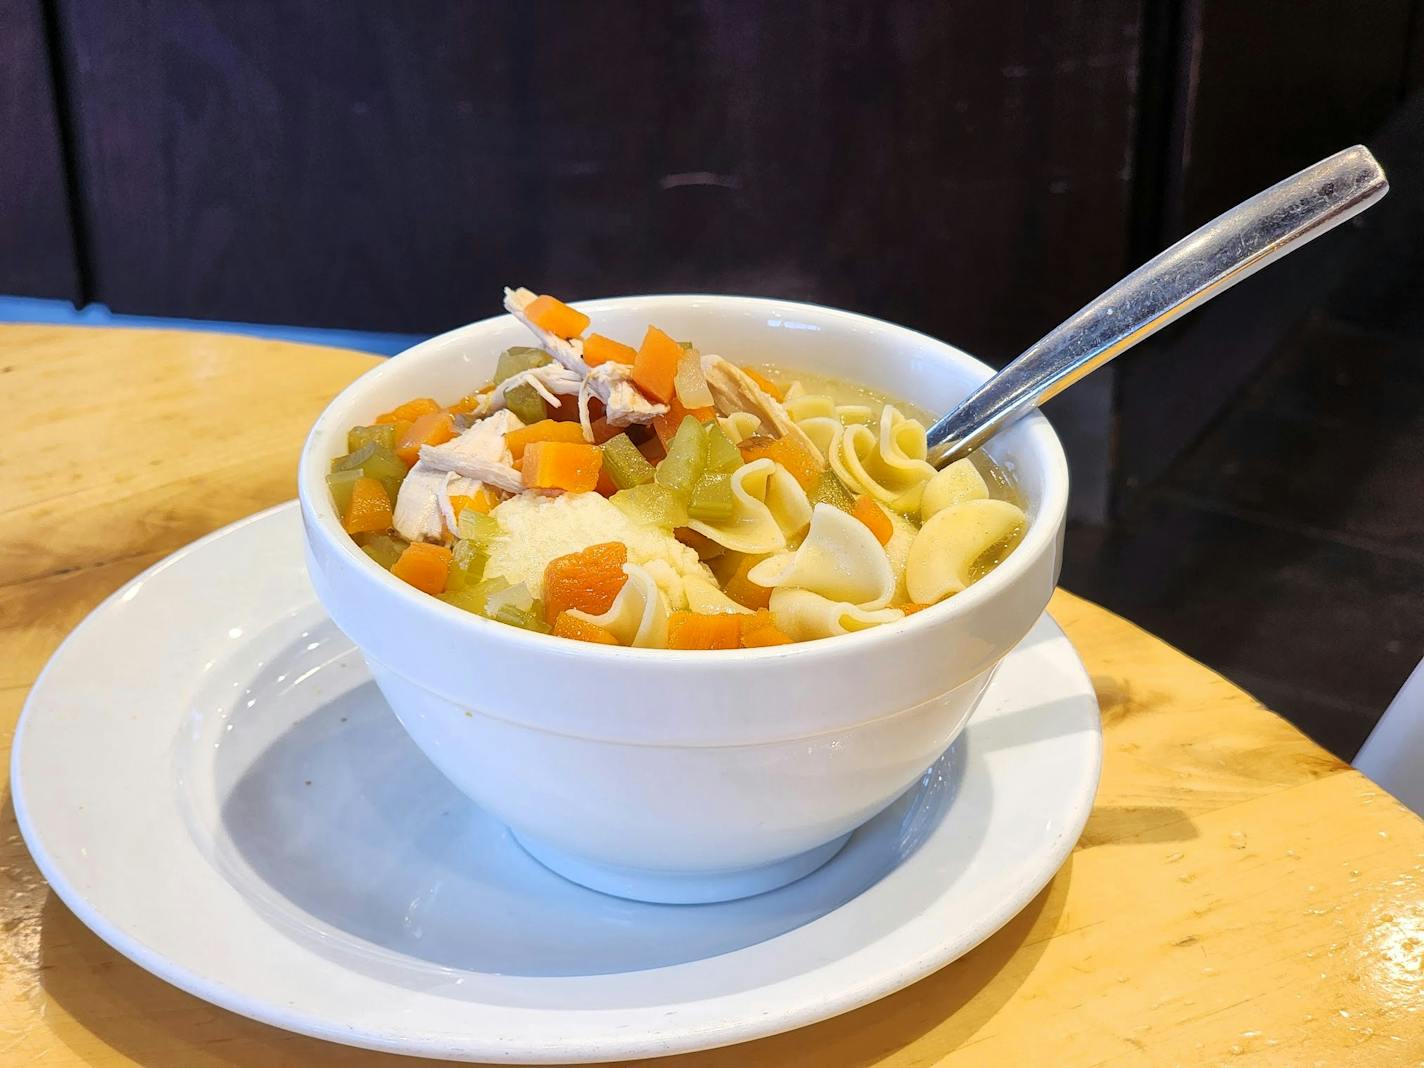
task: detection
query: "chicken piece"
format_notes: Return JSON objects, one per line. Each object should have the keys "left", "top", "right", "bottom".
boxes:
{"left": 578, "top": 361, "right": 668, "bottom": 440}
{"left": 418, "top": 409, "right": 525, "bottom": 494}
{"left": 701, "top": 353, "right": 819, "bottom": 456}
{"left": 503, "top": 286, "right": 590, "bottom": 374}
{"left": 474, "top": 362, "right": 585, "bottom": 418}
{"left": 393, "top": 463, "right": 456, "bottom": 543}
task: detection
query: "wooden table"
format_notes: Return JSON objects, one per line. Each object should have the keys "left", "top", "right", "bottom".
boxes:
{"left": 2, "top": 324, "right": 1421, "bottom": 1066}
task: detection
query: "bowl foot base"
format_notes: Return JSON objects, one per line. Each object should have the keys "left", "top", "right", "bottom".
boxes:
{"left": 510, "top": 830, "right": 853, "bottom": 905}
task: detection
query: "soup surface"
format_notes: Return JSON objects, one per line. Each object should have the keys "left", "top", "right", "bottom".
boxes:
{"left": 327, "top": 289, "right": 1027, "bottom": 648}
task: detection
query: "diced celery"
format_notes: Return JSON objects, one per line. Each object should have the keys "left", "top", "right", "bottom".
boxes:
{"left": 491, "top": 601, "right": 551, "bottom": 633}
{"left": 347, "top": 424, "right": 396, "bottom": 454}
{"left": 687, "top": 473, "right": 734, "bottom": 523}
{"left": 673, "top": 347, "right": 715, "bottom": 409}
{"left": 446, "top": 539, "right": 488, "bottom": 592}
{"left": 654, "top": 416, "right": 708, "bottom": 497}
{"left": 704, "top": 423, "right": 743, "bottom": 474}
{"left": 485, "top": 581, "right": 534, "bottom": 618}
{"left": 808, "top": 469, "right": 857, "bottom": 512}
{"left": 456, "top": 509, "right": 501, "bottom": 548}
{"left": 332, "top": 442, "right": 408, "bottom": 500}
{"left": 504, "top": 382, "right": 547, "bottom": 424}
{"left": 493, "top": 346, "right": 551, "bottom": 386}
{"left": 601, "top": 433, "right": 656, "bottom": 490}
{"left": 326, "top": 468, "right": 363, "bottom": 516}
{"left": 359, "top": 533, "right": 408, "bottom": 570}
{"left": 438, "top": 575, "right": 508, "bottom": 615}
{"left": 677, "top": 340, "right": 695, "bottom": 350}
{"left": 611, "top": 483, "right": 689, "bottom": 529}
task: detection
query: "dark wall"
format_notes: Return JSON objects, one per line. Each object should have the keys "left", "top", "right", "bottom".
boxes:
{"left": 0, "top": 0, "right": 80, "bottom": 300}
{"left": 49, "top": 0, "right": 1142, "bottom": 367}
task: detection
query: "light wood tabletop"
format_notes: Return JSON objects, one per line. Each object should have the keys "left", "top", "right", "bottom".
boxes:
{"left": 2, "top": 324, "right": 1421, "bottom": 1066}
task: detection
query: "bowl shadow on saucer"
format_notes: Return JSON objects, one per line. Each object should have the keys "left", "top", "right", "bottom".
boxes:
{"left": 205, "top": 674, "right": 977, "bottom": 982}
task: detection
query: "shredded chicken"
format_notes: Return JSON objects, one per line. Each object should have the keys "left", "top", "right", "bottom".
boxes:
{"left": 503, "top": 287, "right": 589, "bottom": 374}
{"left": 393, "top": 410, "right": 525, "bottom": 540}
{"left": 701, "top": 353, "right": 819, "bottom": 455}
{"left": 577, "top": 361, "right": 668, "bottom": 440}
{"left": 474, "top": 362, "right": 584, "bottom": 417}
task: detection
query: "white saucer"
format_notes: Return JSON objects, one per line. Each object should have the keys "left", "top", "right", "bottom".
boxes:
{"left": 13, "top": 502, "right": 1101, "bottom": 1063}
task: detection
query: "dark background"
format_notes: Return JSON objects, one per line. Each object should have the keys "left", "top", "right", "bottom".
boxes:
{"left": 3, "top": 0, "right": 1421, "bottom": 757}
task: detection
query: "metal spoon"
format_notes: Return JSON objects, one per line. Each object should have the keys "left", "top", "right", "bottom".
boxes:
{"left": 925, "top": 145, "right": 1389, "bottom": 468}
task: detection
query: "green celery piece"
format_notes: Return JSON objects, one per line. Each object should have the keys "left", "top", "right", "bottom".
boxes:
{"left": 610, "top": 483, "right": 689, "bottom": 529}
{"left": 601, "top": 433, "right": 656, "bottom": 490}
{"left": 326, "top": 468, "right": 363, "bottom": 517}
{"left": 359, "top": 533, "right": 408, "bottom": 570}
{"left": 332, "top": 442, "right": 408, "bottom": 500}
{"left": 504, "top": 382, "right": 547, "bottom": 424}
{"left": 439, "top": 575, "right": 508, "bottom": 615}
{"left": 809, "top": 469, "right": 857, "bottom": 513}
{"left": 687, "top": 473, "right": 734, "bottom": 523}
{"left": 493, "top": 346, "right": 551, "bottom": 386}
{"left": 456, "top": 509, "right": 501, "bottom": 548}
{"left": 446, "top": 539, "right": 488, "bottom": 592}
{"left": 704, "top": 423, "right": 742, "bottom": 474}
{"left": 347, "top": 424, "right": 396, "bottom": 454}
{"left": 654, "top": 416, "right": 708, "bottom": 497}
{"left": 493, "top": 602, "right": 551, "bottom": 633}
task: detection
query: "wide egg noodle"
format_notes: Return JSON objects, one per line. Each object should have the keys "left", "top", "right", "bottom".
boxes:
{"left": 747, "top": 503, "right": 895, "bottom": 609}
{"left": 920, "top": 458, "right": 990, "bottom": 520}
{"left": 769, "top": 588, "right": 904, "bottom": 642}
{"left": 830, "top": 405, "right": 937, "bottom": 505}
{"left": 567, "top": 562, "right": 670, "bottom": 648}
{"left": 686, "top": 458, "right": 812, "bottom": 555}
{"left": 905, "top": 498, "right": 1027, "bottom": 604}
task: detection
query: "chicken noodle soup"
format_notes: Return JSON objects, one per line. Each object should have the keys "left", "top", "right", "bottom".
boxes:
{"left": 327, "top": 287, "right": 1028, "bottom": 648}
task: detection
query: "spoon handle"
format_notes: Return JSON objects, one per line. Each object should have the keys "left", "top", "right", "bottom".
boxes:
{"left": 925, "top": 144, "right": 1389, "bottom": 467}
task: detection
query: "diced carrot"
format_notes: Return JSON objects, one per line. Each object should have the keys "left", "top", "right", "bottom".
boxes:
{"left": 391, "top": 542, "right": 452, "bottom": 594}
{"left": 583, "top": 333, "right": 638, "bottom": 367}
{"left": 521, "top": 440, "right": 604, "bottom": 493}
{"left": 447, "top": 392, "right": 484, "bottom": 415}
{"left": 543, "top": 542, "right": 629, "bottom": 622}
{"left": 850, "top": 494, "right": 894, "bottom": 545}
{"left": 395, "top": 411, "right": 457, "bottom": 465}
{"left": 587, "top": 416, "right": 621, "bottom": 444}
{"left": 449, "top": 487, "right": 497, "bottom": 520}
{"left": 505, "top": 419, "right": 587, "bottom": 461}
{"left": 741, "top": 367, "right": 785, "bottom": 401}
{"left": 632, "top": 326, "right": 683, "bottom": 404}
{"left": 737, "top": 434, "right": 824, "bottom": 491}
{"left": 552, "top": 612, "right": 621, "bottom": 645}
{"left": 543, "top": 394, "right": 582, "bottom": 423}
{"left": 666, "top": 611, "right": 742, "bottom": 650}
{"left": 723, "top": 554, "right": 772, "bottom": 610}
{"left": 376, "top": 397, "right": 441, "bottom": 424}
{"left": 525, "top": 294, "right": 590, "bottom": 339}
{"left": 595, "top": 468, "right": 619, "bottom": 496}
{"left": 343, "top": 477, "right": 394, "bottom": 535}
{"left": 653, "top": 395, "right": 718, "bottom": 447}
{"left": 739, "top": 609, "right": 795, "bottom": 647}
{"left": 900, "top": 602, "right": 932, "bottom": 615}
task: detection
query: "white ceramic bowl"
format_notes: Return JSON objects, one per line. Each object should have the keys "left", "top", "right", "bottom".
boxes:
{"left": 299, "top": 296, "right": 1068, "bottom": 903}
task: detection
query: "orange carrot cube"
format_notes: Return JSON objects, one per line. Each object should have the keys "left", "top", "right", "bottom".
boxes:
{"left": 552, "top": 612, "right": 621, "bottom": 645}
{"left": 583, "top": 333, "right": 638, "bottom": 367}
{"left": 632, "top": 326, "right": 683, "bottom": 404}
{"left": 390, "top": 542, "right": 452, "bottom": 594}
{"left": 505, "top": 419, "right": 587, "bottom": 461}
{"left": 395, "top": 411, "right": 457, "bottom": 465}
{"left": 521, "top": 440, "right": 604, "bottom": 493}
{"left": 526, "top": 294, "right": 590, "bottom": 339}
{"left": 376, "top": 397, "right": 442, "bottom": 424}
{"left": 343, "top": 477, "right": 394, "bottom": 535}
{"left": 543, "top": 542, "right": 629, "bottom": 622}
{"left": 850, "top": 494, "right": 894, "bottom": 545}
{"left": 737, "top": 434, "right": 824, "bottom": 491}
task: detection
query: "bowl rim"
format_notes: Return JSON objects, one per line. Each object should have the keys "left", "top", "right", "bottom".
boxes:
{"left": 298, "top": 293, "right": 1070, "bottom": 664}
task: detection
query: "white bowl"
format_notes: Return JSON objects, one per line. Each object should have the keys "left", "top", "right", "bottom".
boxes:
{"left": 299, "top": 295, "right": 1068, "bottom": 903}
